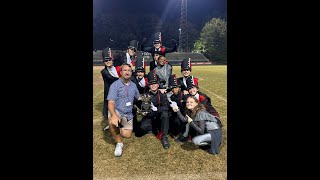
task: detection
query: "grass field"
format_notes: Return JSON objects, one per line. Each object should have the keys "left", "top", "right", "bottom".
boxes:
{"left": 93, "top": 65, "right": 227, "bottom": 180}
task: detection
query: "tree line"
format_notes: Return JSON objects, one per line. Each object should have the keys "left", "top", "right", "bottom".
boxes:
{"left": 93, "top": 13, "right": 227, "bottom": 64}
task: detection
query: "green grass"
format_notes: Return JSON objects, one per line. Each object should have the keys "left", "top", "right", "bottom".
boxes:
{"left": 93, "top": 65, "right": 227, "bottom": 180}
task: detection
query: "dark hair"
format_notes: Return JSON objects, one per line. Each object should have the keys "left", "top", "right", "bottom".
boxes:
{"left": 158, "top": 55, "right": 166, "bottom": 60}
{"left": 186, "top": 96, "right": 205, "bottom": 118}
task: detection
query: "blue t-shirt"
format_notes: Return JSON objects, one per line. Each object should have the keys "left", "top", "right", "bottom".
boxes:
{"left": 107, "top": 78, "right": 140, "bottom": 120}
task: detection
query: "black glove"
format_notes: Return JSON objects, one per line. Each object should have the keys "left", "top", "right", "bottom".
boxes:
{"left": 171, "top": 39, "right": 177, "bottom": 45}
{"left": 141, "top": 38, "right": 147, "bottom": 45}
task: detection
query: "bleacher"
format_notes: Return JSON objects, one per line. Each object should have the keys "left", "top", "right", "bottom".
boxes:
{"left": 93, "top": 50, "right": 211, "bottom": 66}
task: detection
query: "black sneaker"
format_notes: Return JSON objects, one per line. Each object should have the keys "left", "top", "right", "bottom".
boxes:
{"left": 161, "top": 136, "right": 170, "bottom": 149}
{"left": 174, "top": 135, "right": 188, "bottom": 143}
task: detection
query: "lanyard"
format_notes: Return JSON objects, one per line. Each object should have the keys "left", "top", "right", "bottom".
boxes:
{"left": 121, "top": 80, "right": 130, "bottom": 97}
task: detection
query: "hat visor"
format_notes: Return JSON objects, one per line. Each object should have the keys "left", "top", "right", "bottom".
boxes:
{"left": 135, "top": 68, "right": 145, "bottom": 72}
{"left": 181, "top": 68, "right": 191, "bottom": 71}
{"left": 103, "top": 58, "right": 112, "bottom": 62}
{"left": 148, "top": 81, "right": 159, "bottom": 85}
{"left": 128, "top": 46, "right": 136, "bottom": 51}
{"left": 169, "top": 85, "right": 179, "bottom": 89}
{"left": 187, "top": 85, "right": 198, "bottom": 90}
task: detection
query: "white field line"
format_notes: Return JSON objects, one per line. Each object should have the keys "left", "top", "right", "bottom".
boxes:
{"left": 200, "top": 86, "right": 227, "bottom": 103}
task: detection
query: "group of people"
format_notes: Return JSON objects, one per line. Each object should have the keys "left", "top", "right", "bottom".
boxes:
{"left": 100, "top": 32, "right": 222, "bottom": 157}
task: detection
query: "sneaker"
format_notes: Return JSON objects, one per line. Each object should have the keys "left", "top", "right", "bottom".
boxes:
{"left": 161, "top": 136, "right": 170, "bottom": 149}
{"left": 103, "top": 125, "right": 109, "bottom": 131}
{"left": 174, "top": 135, "right": 188, "bottom": 143}
{"left": 114, "top": 143, "right": 124, "bottom": 157}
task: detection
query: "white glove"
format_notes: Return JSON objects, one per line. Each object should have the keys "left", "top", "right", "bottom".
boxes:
{"left": 170, "top": 101, "right": 177, "bottom": 108}
{"left": 186, "top": 115, "right": 193, "bottom": 123}
{"left": 170, "top": 101, "right": 179, "bottom": 112}
{"left": 151, "top": 102, "right": 158, "bottom": 111}
{"left": 173, "top": 107, "right": 179, "bottom": 112}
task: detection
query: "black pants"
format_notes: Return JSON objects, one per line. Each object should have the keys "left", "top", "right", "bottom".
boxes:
{"left": 103, "top": 99, "right": 108, "bottom": 117}
{"left": 168, "top": 111, "right": 184, "bottom": 136}
{"left": 136, "top": 111, "right": 169, "bottom": 137}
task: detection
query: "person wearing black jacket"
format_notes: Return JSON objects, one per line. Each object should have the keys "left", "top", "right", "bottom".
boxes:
{"left": 125, "top": 40, "right": 139, "bottom": 68}
{"left": 178, "top": 58, "right": 195, "bottom": 95}
{"left": 131, "top": 58, "right": 148, "bottom": 94}
{"left": 131, "top": 58, "right": 149, "bottom": 134}
{"left": 175, "top": 75, "right": 221, "bottom": 142}
{"left": 140, "top": 32, "right": 177, "bottom": 71}
{"left": 100, "top": 47, "right": 123, "bottom": 131}
{"left": 186, "top": 76, "right": 220, "bottom": 118}
{"left": 166, "top": 74, "right": 188, "bottom": 138}
{"left": 136, "top": 70, "right": 171, "bottom": 149}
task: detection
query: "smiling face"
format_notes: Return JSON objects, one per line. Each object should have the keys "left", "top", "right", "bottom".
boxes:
{"left": 136, "top": 71, "right": 145, "bottom": 78}
{"left": 181, "top": 69, "right": 191, "bottom": 77}
{"left": 172, "top": 87, "right": 180, "bottom": 95}
{"left": 188, "top": 86, "right": 198, "bottom": 96}
{"left": 186, "top": 96, "right": 198, "bottom": 110}
{"left": 128, "top": 48, "right": 136, "bottom": 56}
{"left": 158, "top": 56, "right": 166, "bottom": 66}
{"left": 104, "top": 59, "right": 113, "bottom": 67}
{"left": 153, "top": 42, "right": 161, "bottom": 49}
{"left": 149, "top": 83, "right": 159, "bottom": 91}
{"left": 120, "top": 64, "right": 132, "bottom": 81}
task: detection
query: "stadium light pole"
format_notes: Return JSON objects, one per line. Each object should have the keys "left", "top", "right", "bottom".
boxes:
{"left": 179, "top": 0, "right": 188, "bottom": 52}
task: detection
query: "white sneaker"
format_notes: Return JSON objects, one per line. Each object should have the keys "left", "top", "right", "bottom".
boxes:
{"left": 114, "top": 143, "right": 124, "bottom": 157}
{"left": 103, "top": 125, "right": 109, "bottom": 131}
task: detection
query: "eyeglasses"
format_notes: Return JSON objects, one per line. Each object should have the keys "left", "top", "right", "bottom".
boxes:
{"left": 154, "top": 54, "right": 160, "bottom": 56}
{"left": 129, "top": 48, "right": 136, "bottom": 52}
{"left": 103, "top": 58, "right": 112, "bottom": 62}
{"left": 153, "top": 42, "right": 160, "bottom": 44}
{"left": 182, "top": 69, "right": 191, "bottom": 71}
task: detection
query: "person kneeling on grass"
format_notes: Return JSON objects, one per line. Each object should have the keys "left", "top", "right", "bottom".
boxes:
{"left": 176, "top": 96, "right": 222, "bottom": 155}
{"left": 107, "top": 63, "right": 141, "bottom": 157}
{"left": 136, "top": 70, "right": 171, "bottom": 149}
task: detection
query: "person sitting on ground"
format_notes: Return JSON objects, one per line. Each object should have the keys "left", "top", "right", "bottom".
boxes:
{"left": 131, "top": 57, "right": 149, "bottom": 134}
{"left": 136, "top": 70, "right": 171, "bottom": 149}
{"left": 166, "top": 74, "right": 188, "bottom": 138}
{"left": 176, "top": 96, "right": 222, "bottom": 155}
{"left": 175, "top": 76, "right": 222, "bottom": 142}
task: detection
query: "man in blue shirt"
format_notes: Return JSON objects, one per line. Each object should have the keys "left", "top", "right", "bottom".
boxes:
{"left": 107, "top": 63, "right": 140, "bottom": 157}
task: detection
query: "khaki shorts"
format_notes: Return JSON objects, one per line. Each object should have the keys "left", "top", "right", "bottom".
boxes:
{"left": 108, "top": 110, "right": 133, "bottom": 130}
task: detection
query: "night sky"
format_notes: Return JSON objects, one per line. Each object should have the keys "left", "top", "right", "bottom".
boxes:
{"left": 93, "top": 0, "right": 227, "bottom": 26}
{"left": 93, "top": 0, "right": 227, "bottom": 49}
